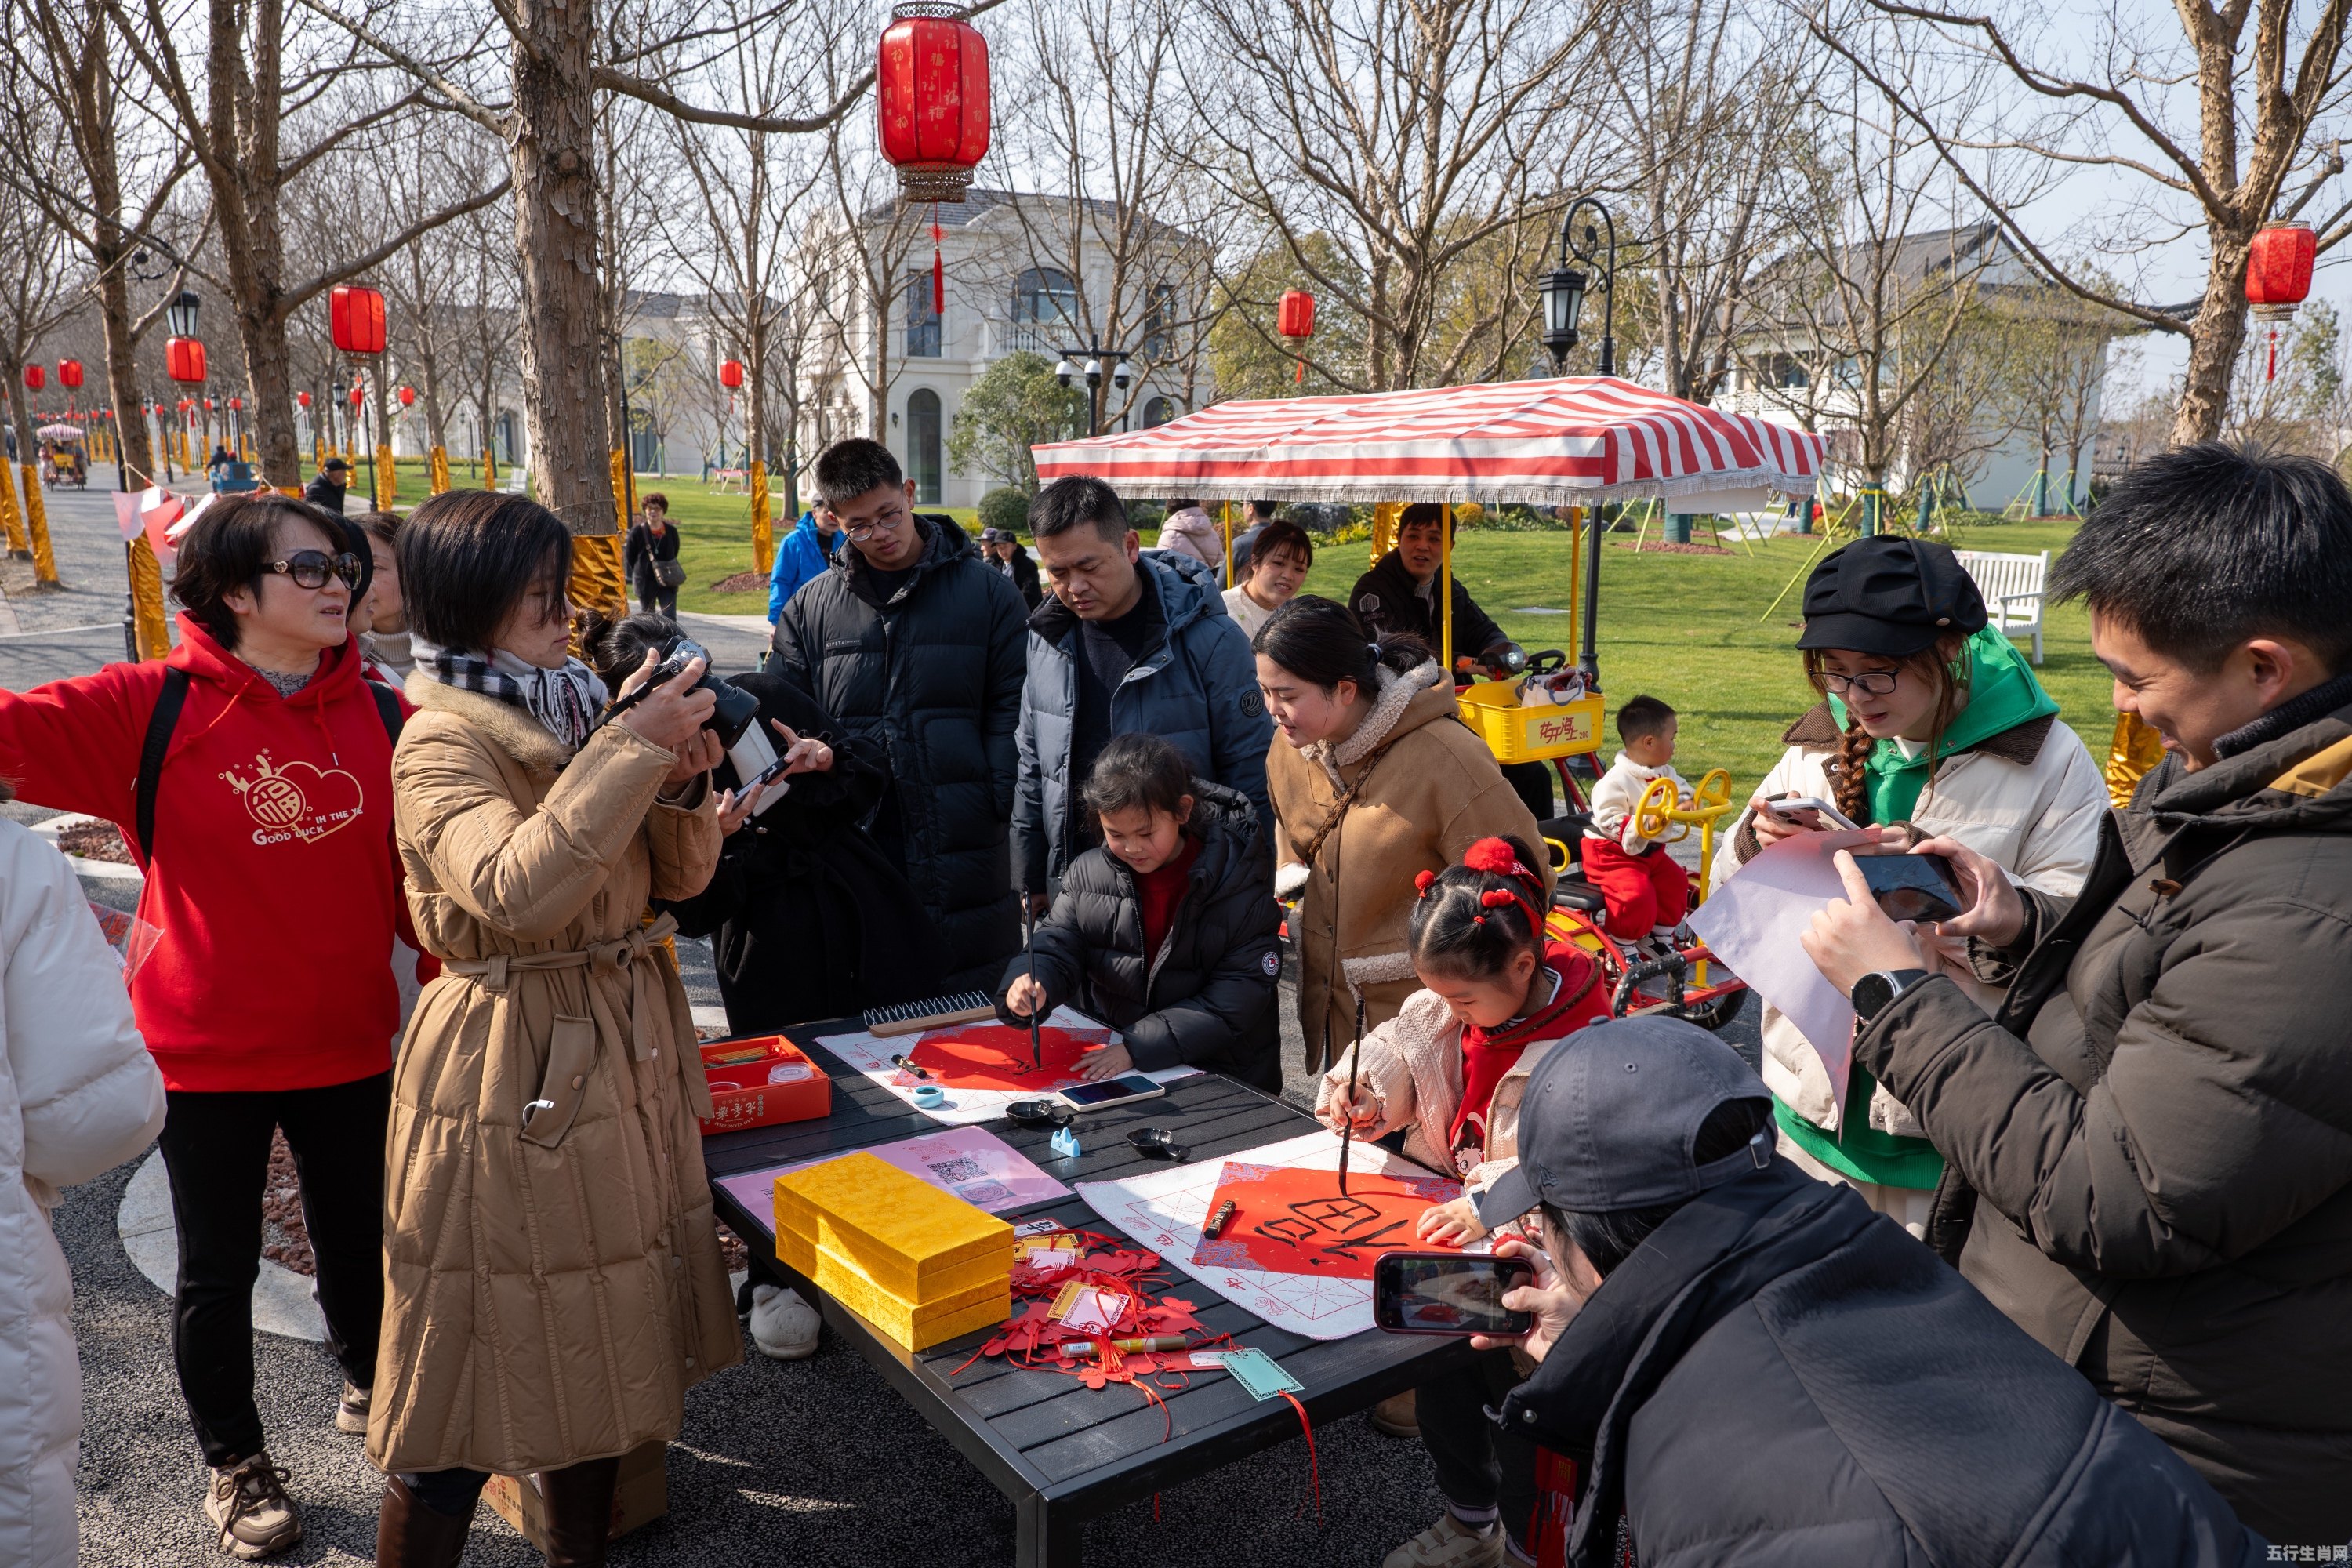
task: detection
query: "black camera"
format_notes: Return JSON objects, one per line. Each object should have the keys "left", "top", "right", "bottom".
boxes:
{"left": 613, "top": 635, "right": 760, "bottom": 748}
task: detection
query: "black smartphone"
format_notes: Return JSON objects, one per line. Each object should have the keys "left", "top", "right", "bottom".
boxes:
{"left": 1372, "top": 1251, "right": 1537, "bottom": 1336}
{"left": 1857, "top": 853, "right": 1965, "bottom": 924}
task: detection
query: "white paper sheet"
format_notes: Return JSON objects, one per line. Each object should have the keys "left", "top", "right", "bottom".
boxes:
{"left": 1688, "top": 829, "right": 1882, "bottom": 1102}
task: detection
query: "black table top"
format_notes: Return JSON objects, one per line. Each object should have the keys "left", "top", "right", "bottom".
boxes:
{"left": 700, "top": 1018, "right": 1475, "bottom": 1535}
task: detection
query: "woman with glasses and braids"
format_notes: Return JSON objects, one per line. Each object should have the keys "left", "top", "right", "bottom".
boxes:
{"left": 0, "top": 492, "right": 408, "bottom": 1559}
{"left": 1711, "top": 536, "right": 2105, "bottom": 1238}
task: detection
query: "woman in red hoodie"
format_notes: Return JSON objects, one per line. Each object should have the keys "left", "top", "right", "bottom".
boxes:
{"left": 0, "top": 493, "right": 402, "bottom": 1560}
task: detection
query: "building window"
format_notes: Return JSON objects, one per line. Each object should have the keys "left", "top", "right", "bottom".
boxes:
{"left": 907, "top": 388, "right": 943, "bottom": 503}
{"left": 1142, "top": 396, "right": 1176, "bottom": 428}
{"left": 1142, "top": 284, "right": 1178, "bottom": 359}
{"left": 1012, "top": 267, "right": 1079, "bottom": 325}
{"left": 906, "top": 271, "right": 942, "bottom": 358}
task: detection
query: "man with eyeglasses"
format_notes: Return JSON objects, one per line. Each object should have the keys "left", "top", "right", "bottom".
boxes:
{"left": 766, "top": 437, "right": 1029, "bottom": 989}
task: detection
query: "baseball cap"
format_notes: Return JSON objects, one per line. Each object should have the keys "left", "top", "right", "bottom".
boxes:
{"left": 1474, "top": 1015, "right": 1774, "bottom": 1228}
{"left": 978, "top": 526, "right": 1012, "bottom": 543}
{"left": 323, "top": 457, "right": 350, "bottom": 474}
{"left": 1795, "top": 536, "right": 1987, "bottom": 657}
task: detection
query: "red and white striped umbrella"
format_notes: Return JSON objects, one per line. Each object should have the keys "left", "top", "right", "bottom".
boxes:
{"left": 1033, "top": 376, "right": 1824, "bottom": 506}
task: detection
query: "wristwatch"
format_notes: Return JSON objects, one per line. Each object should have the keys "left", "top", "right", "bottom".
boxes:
{"left": 1851, "top": 969, "right": 1933, "bottom": 1022}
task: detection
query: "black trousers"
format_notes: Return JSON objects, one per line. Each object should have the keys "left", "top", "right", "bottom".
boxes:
{"left": 1418, "top": 1348, "right": 1541, "bottom": 1549}
{"left": 158, "top": 1072, "right": 390, "bottom": 1468}
{"left": 1501, "top": 760, "right": 1555, "bottom": 824}
{"left": 635, "top": 580, "right": 679, "bottom": 618}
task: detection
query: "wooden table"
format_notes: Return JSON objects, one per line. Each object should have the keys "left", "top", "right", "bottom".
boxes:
{"left": 701, "top": 1021, "right": 1476, "bottom": 1568}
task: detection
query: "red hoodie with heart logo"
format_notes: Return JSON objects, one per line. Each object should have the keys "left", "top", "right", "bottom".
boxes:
{"left": 0, "top": 615, "right": 404, "bottom": 1091}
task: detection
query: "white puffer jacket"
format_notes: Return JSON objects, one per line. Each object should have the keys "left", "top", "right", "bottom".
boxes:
{"left": 1709, "top": 704, "right": 2107, "bottom": 1135}
{"left": 0, "top": 819, "right": 165, "bottom": 1568}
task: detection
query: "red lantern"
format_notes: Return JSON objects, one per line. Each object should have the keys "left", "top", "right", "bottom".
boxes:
{"left": 877, "top": 2, "right": 991, "bottom": 205}
{"left": 298, "top": 390, "right": 311, "bottom": 408}
{"left": 204, "top": 397, "right": 216, "bottom": 412}
{"left": 2246, "top": 222, "right": 2317, "bottom": 383}
{"left": 176, "top": 398, "right": 192, "bottom": 414}
{"left": 330, "top": 284, "right": 387, "bottom": 355}
{"left": 228, "top": 397, "right": 242, "bottom": 412}
{"left": 21, "top": 365, "right": 42, "bottom": 391}
{"left": 398, "top": 385, "right": 416, "bottom": 408}
{"left": 56, "top": 359, "right": 84, "bottom": 389}
{"left": 719, "top": 358, "right": 745, "bottom": 390}
{"left": 349, "top": 383, "right": 365, "bottom": 409}
{"left": 1277, "top": 290, "right": 1316, "bottom": 383}
{"left": 165, "top": 337, "right": 206, "bottom": 383}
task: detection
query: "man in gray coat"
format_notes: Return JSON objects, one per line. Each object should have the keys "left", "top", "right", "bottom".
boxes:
{"left": 1800, "top": 441, "right": 2352, "bottom": 1548}
{"left": 1014, "top": 476, "right": 1273, "bottom": 907}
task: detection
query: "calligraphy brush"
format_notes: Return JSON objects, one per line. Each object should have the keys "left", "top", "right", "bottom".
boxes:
{"left": 1023, "top": 898, "right": 1043, "bottom": 1071}
{"left": 1336, "top": 1000, "right": 1367, "bottom": 1196}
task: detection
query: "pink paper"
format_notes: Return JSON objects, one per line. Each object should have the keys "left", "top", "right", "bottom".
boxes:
{"left": 717, "top": 1126, "right": 1072, "bottom": 1236}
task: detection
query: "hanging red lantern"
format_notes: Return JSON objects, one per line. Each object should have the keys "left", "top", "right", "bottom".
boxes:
{"left": 298, "top": 390, "right": 312, "bottom": 408}
{"left": 1277, "top": 289, "right": 1316, "bottom": 383}
{"left": 2247, "top": 222, "right": 2317, "bottom": 383}
{"left": 330, "top": 284, "right": 387, "bottom": 355}
{"left": 878, "top": 2, "right": 991, "bottom": 205}
{"left": 719, "top": 358, "right": 745, "bottom": 390}
{"left": 165, "top": 337, "right": 206, "bottom": 383}
{"left": 398, "top": 385, "right": 416, "bottom": 408}
{"left": 204, "top": 397, "right": 216, "bottom": 412}
{"left": 228, "top": 397, "right": 243, "bottom": 412}
{"left": 349, "top": 383, "right": 366, "bottom": 408}
{"left": 56, "top": 359, "right": 84, "bottom": 389}
{"left": 21, "top": 365, "right": 42, "bottom": 391}
{"left": 176, "top": 398, "right": 192, "bottom": 414}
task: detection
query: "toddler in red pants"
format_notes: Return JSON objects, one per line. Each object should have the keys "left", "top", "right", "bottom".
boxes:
{"left": 1581, "top": 695, "right": 1690, "bottom": 949}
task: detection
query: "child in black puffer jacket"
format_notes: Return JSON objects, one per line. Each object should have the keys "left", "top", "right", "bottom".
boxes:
{"left": 997, "top": 733, "right": 1283, "bottom": 1091}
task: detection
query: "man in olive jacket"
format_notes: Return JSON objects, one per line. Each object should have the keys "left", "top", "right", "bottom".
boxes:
{"left": 1801, "top": 441, "right": 2352, "bottom": 1548}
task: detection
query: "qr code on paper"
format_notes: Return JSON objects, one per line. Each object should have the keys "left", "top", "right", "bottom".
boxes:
{"left": 927, "top": 1156, "right": 988, "bottom": 1184}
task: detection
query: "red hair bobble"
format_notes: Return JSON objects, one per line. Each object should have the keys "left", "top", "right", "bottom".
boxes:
{"left": 1479, "top": 890, "right": 1517, "bottom": 909}
{"left": 1461, "top": 838, "right": 1523, "bottom": 877}
{"left": 1414, "top": 869, "right": 1439, "bottom": 898}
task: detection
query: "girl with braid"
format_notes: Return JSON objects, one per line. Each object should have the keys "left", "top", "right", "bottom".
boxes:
{"left": 1711, "top": 537, "right": 2105, "bottom": 1236}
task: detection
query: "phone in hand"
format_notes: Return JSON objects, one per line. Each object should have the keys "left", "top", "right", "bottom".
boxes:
{"left": 1857, "top": 852, "right": 1965, "bottom": 924}
{"left": 1762, "top": 793, "right": 1861, "bottom": 831}
{"left": 1373, "top": 1251, "right": 1537, "bottom": 1336}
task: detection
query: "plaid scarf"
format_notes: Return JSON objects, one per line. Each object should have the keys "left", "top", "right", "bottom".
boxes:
{"left": 414, "top": 636, "right": 608, "bottom": 749}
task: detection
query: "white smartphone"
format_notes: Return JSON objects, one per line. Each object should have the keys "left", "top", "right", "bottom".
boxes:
{"left": 724, "top": 724, "right": 789, "bottom": 818}
{"left": 1762, "top": 794, "right": 1861, "bottom": 832}
{"left": 1053, "top": 1073, "right": 1168, "bottom": 1115}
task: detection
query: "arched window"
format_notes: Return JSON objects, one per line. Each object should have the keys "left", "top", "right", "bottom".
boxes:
{"left": 907, "top": 388, "right": 943, "bottom": 504}
{"left": 1142, "top": 396, "right": 1176, "bottom": 428}
{"left": 1012, "top": 267, "right": 1079, "bottom": 325}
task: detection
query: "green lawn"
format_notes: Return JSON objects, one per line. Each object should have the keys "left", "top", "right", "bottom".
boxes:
{"left": 1279, "top": 517, "right": 2110, "bottom": 793}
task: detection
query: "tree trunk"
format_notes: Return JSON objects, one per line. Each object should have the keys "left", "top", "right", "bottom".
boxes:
{"left": 93, "top": 265, "right": 152, "bottom": 484}
{"left": 508, "top": 0, "right": 615, "bottom": 537}
{"left": 2172, "top": 228, "right": 2254, "bottom": 445}
{"left": 205, "top": 0, "right": 305, "bottom": 489}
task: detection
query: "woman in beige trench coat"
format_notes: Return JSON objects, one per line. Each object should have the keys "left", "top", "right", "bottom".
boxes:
{"left": 369, "top": 492, "right": 740, "bottom": 1568}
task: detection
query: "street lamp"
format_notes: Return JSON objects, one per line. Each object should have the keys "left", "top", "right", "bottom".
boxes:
{"left": 1540, "top": 197, "right": 1616, "bottom": 377}
{"left": 1538, "top": 266, "right": 1586, "bottom": 369}
{"left": 1053, "top": 337, "right": 1131, "bottom": 435}
{"left": 164, "top": 289, "right": 201, "bottom": 341}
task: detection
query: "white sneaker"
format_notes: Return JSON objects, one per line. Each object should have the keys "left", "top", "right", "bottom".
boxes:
{"left": 749, "top": 1283, "right": 820, "bottom": 1359}
{"left": 1381, "top": 1512, "right": 1505, "bottom": 1568}
{"left": 205, "top": 1452, "right": 303, "bottom": 1560}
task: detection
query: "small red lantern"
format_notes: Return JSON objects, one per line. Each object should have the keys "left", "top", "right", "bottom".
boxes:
{"left": 228, "top": 397, "right": 243, "bottom": 412}
{"left": 204, "top": 397, "right": 216, "bottom": 412}
{"left": 56, "top": 359, "right": 84, "bottom": 389}
{"left": 398, "top": 385, "right": 416, "bottom": 408}
{"left": 349, "top": 383, "right": 365, "bottom": 409}
{"left": 165, "top": 337, "right": 206, "bottom": 383}
{"left": 1277, "top": 290, "right": 1316, "bottom": 383}
{"left": 330, "top": 284, "right": 387, "bottom": 355}
{"left": 877, "top": 1, "right": 991, "bottom": 205}
{"left": 298, "top": 390, "right": 311, "bottom": 408}
{"left": 2247, "top": 222, "right": 2317, "bottom": 383}
{"left": 21, "top": 365, "right": 42, "bottom": 391}
{"left": 176, "top": 398, "right": 192, "bottom": 414}
{"left": 719, "top": 358, "right": 745, "bottom": 390}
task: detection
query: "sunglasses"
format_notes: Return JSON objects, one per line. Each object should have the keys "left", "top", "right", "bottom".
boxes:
{"left": 264, "top": 550, "right": 362, "bottom": 591}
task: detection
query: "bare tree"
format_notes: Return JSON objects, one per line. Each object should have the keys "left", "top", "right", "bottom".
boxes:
{"left": 1815, "top": 0, "right": 2352, "bottom": 443}
{"left": 1989, "top": 281, "right": 2128, "bottom": 512}
{"left": 0, "top": 154, "right": 78, "bottom": 574}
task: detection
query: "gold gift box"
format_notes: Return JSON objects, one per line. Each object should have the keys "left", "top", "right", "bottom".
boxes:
{"left": 771, "top": 1152, "right": 1014, "bottom": 1350}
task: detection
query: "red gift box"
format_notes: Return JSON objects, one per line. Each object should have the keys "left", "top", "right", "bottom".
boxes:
{"left": 698, "top": 1035, "right": 830, "bottom": 1134}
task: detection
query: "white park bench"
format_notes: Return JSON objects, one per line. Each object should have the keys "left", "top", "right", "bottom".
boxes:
{"left": 1956, "top": 548, "right": 2050, "bottom": 666}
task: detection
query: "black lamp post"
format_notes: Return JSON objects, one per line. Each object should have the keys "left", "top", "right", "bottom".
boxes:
{"left": 1537, "top": 196, "right": 1617, "bottom": 682}
{"left": 1054, "top": 336, "right": 1131, "bottom": 436}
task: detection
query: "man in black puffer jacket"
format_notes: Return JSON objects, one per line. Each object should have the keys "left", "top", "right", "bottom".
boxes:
{"left": 1458, "top": 1019, "right": 2262, "bottom": 1568}
{"left": 768, "top": 439, "right": 1028, "bottom": 990}
{"left": 994, "top": 736, "right": 1281, "bottom": 1090}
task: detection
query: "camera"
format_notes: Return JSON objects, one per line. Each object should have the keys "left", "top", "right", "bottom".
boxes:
{"left": 616, "top": 635, "right": 760, "bottom": 749}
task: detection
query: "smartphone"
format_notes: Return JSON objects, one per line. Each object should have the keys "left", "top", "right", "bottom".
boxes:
{"left": 1857, "top": 853, "right": 1965, "bottom": 924}
{"left": 1053, "top": 1073, "right": 1168, "bottom": 1115}
{"left": 1372, "top": 1251, "right": 1537, "bottom": 1336}
{"left": 723, "top": 724, "right": 789, "bottom": 818}
{"left": 1762, "top": 793, "right": 1860, "bottom": 831}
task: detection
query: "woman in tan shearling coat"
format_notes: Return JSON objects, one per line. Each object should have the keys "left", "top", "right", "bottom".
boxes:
{"left": 1256, "top": 597, "right": 1548, "bottom": 1070}
{"left": 369, "top": 492, "right": 739, "bottom": 1568}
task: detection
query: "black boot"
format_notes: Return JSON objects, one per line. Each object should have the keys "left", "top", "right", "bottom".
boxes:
{"left": 375, "top": 1475, "right": 474, "bottom": 1568}
{"left": 535, "top": 1456, "right": 622, "bottom": 1568}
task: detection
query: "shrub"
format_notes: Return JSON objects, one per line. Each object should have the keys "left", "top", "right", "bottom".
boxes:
{"left": 978, "top": 486, "right": 1030, "bottom": 539}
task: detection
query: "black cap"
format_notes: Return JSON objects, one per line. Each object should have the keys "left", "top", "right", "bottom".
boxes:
{"left": 1796, "top": 537, "right": 1987, "bottom": 657}
{"left": 323, "top": 457, "right": 350, "bottom": 474}
{"left": 978, "top": 526, "right": 1012, "bottom": 543}
{"left": 1474, "top": 1016, "right": 1773, "bottom": 1227}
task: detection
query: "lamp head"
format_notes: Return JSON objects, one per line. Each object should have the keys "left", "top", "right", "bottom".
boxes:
{"left": 1539, "top": 266, "right": 1586, "bottom": 371}
{"left": 165, "top": 289, "right": 201, "bottom": 340}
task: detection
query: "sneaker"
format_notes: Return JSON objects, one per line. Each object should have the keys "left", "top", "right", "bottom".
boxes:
{"left": 1381, "top": 1512, "right": 1504, "bottom": 1568}
{"left": 1369, "top": 1389, "right": 1419, "bottom": 1438}
{"left": 205, "top": 1452, "right": 303, "bottom": 1560}
{"left": 335, "top": 1381, "right": 371, "bottom": 1435}
{"left": 750, "top": 1284, "right": 821, "bottom": 1360}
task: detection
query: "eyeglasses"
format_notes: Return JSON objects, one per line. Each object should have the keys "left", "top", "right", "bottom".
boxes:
{"left": 1819, "top": 669, "right": 1900, "bottom": 697}
{"left": 264, "top": 550, "right": 361, "bottom": 591}
{"left": 845, "top": 512, "right": 906, "bottom": 542}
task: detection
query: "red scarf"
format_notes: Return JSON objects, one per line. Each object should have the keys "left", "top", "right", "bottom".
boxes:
{"left": 1449, "top": 939, "right": 1607, "bottom": 1154}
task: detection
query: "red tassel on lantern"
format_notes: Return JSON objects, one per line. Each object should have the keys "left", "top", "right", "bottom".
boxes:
{"left": 932, "top": 217, "right": 946, "bottom": 318}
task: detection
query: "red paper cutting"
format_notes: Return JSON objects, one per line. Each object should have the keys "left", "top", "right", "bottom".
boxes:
{"left": 1195, "top": 1161, "right": 1463, "bottom": 1281}
{"left": 904, "top": 1024, "right": 1107, "bottom": 1091}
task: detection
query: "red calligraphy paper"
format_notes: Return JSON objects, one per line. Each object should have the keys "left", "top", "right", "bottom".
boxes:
{"left": 903, "top": 1024, "right": 1108, "bottom": 1091}
{"left": 1192, "top": 1162, "right": 1462, "bottom": 1281}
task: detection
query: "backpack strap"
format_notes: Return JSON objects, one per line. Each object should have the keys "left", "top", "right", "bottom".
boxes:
{"left": 367, "top": 678, "right": 405, "bottom": 745}
{"left": 135, "top": 666, "right": 192, "bottom": 862}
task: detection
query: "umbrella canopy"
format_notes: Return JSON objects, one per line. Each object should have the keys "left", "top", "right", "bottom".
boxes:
{"left": 37, "top": 423, "right": 85, "bottom": 441}
{"left": 1033, "top": 376, "right": 1824, "bottom": 507}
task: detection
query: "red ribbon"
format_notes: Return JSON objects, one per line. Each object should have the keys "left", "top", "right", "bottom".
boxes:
{"left": 1278, "top": 1391, "right": 1321, "bottom": 1523}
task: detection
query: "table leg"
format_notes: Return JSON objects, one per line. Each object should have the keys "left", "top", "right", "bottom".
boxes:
{"left": 1016, "top": 1494, "right": 1081, "bottom": 1568}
